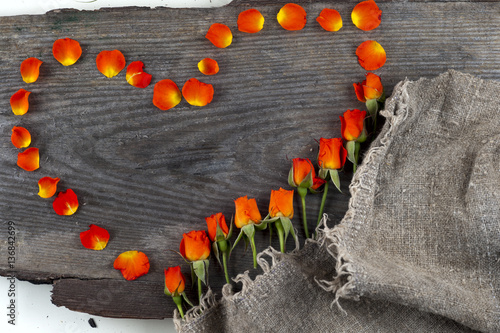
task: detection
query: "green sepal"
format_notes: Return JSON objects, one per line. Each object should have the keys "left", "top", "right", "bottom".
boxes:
{"left": 231, "top": 228, "right": 245, "bottom": 252}
{"left": 329, "top": 169, "right": 342, "bottom": 193}
{"left": 377, "top": 90, "right": 386, "bottom": 103}
{"left": 300, "top": 170, "right": 314, "bottom": 189}
{"left": 242, "top": 224, "right": 255, "bottom": 240}
{"left": 192, "top": 259, "right": 209, "bottom": 285}
{"left": 318, "top": 168, "right": 329, "bottom": 180}
{"left": 215, "top": 223, "right": 227, "bottom": 242}
{"left": 346, "top": 140, "right": 357, "bottom": 165}
{"left": 279, "top": 217, "right": 292, "bottom": 242}
{"left": 366, "top": 98, "right": 379, "bottom": 119}
{"left": 226, "top": 217, "right": 234, "bottom": 240}
{"left": 288, "top": 166, "right": 296, "bottom": 187}
{"left": 212, "top": 241, "right": 222, "bottom": 266}
{"left": 182, "top": 292, "right": 194, "bottom": 307}
{"left": 357, "top": 126, "right": 368, "bottom": 143}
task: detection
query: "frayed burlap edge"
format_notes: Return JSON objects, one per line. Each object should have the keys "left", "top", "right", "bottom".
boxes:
{"left": 314, "top": 76, "right": 414, "bottom": 307}
{"left": 174, "top": 74, "right": 424, "bottom": 330}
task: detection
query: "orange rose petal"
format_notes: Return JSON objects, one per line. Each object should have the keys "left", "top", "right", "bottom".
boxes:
{"left": 126, "top": 61, "right": 152, "bottom": 88}
{"left": 38, "top": 177, "right": 60, "bottom": 198}
{"left": 356, "top": 40, "right": 386, "bottom": 70}
{"left": 206, "top": 23, "right": 233, "bottom": 48}
{"left": 182, "top": 78, "right": 214, "bottom": 107}
{"left": 96, "top": 50, "right": 126, "bottom": 78}
{"left": 113, "top": 251, "right": 150, "bottom": 281}
{"left": 352, "top": 0, "right": 382, "bottom": 31}
{"left": 80, "top": 224, "right": 110, "bottom": 250}
{"left": 152, "top": 79, "right": 182, "bottom": 111}
{"left": 316, "top": 8, "right": 343, "bottom": 32}
{"left": 17, "top": 147, "right": 39, "bottom": 171}
{"left": 277, "top": 3, "right": 307, "bottom": 31}
{"left": 353, "top": 82, "right": 366, "bottom": 102}
{"left": 10, "top": 89, "right": 31, "bottom": 116}
{"left": 52, "top": 189, "right": 79, "bottom": 216}
{"left": 20, "top": 58, "right": 43, "bottom": 84}
{"left": 237, "top": 8, "right": 265, "bottom": 33}
{"left": 198, "top": 58, "right": 219, "bottom": 76}
{"left": 11, "top": 126, "right": 31, "bottom": 148}
{"left": 53, "top": 38, "right": 82, "bottom": 66}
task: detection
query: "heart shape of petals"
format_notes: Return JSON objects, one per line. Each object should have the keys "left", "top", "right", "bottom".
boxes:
{"left": 205, "top": 23, "right": 233, "bottom": 48}
{"left": 277, "top": 3, "right": 307, "bottom": 31}
{"left": 126, "top": 61, "right": 152, "bottom": 88}
{"left": 356, "top": 40, "right": 386, "bottom": 70}
{"left": 351, "top": 0, "right": 382, "bottom": 31}
{"left": 20, "top": 57, "right": 43, "bottom": 83}
{"left": 113, "top": 251, "right": 150, "bottom": 281}
{"left": 80, "top": 224, "right": 110, "bottom": 250}
{"left": 182, "top": 78, "right": 214, "bottom": 107}
{"left": 53, "top": 189, "right": 79, "bottom": 216}
{"left": 153, "top": 79, "right": 182, "bottom": 111}
{"left": 10, "top": 89, "right": 31, "bottom": 116}
{"left": 237, "top": 8, "right": 265, "bottom": 33}
{"left": 17, "top": 147, "right": 39, "bottom": 171}
{"left": 96, "top": 50, "right": 126, "bottom": 78}
{"left": 38, "top": 177, "right": 60, "bottom": 198}
{"left": 316, "top": 8, "right": 343, "bottom": 32}
{"left": 52, "top": 38, "right": 82, "bottom": 66}
{"left": 198, "top": 58, "right": 219, "bottom": 76}
{"left": 11, "top": 126, "right": 31, "bottom": 148}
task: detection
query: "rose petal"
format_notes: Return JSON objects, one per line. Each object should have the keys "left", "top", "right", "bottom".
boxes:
{"left": 52, "top": 189, "right": 79, "bottom": 216}
{"left": 182, "top": 78, "right": 214, "bottom": 107}
{"left": 11, "top": 126, "right": 31, "bottom": 148}
{"left": 238, "top": 8, "right": 265, "bottom": 33}
{"left": 153, "top": 79, "right": 182, "bottom": 111}
{"left": 20, "top": 58, "right": 43, "bottom": 84}
{"left": 198, "top": 58, "right": 219, "bottom": 76}
{"left": 353, "top": 82, "right": 366, "bottom": 102}
{"left": 17, "top": 147, "right": 39, "bottom": 171}
{"left": 352, "top": 0, "right": 382, "bottom": 31}
{"left": 10, "top": 89, "right": 31, "bottom": 116}
{"left": 277, "top": 3, "right": 307, "bottom": 31}
{"left": 96, "top": 50, "right": 126, "bottom": 78}
{"left": 126, "top": 61, "right": 152, "bottom": 88}
{"left": 316, "top": 8, "right": 343, "bottom": 32}
{"left": 113, "top": 251, "right": 150, "bottom": 281}
{"left": 52, "top": 38, "right": 82, "bottom": 66}
{"left": 206, "top": 23, "right": 233, "bottom": 48}
{"left": 356, "top": 40, "right": 386, "bottom": 70}
{"left": 38, "top": 177, "right": 60, "bottom": 198}
{"left": 80, "top": 224, "right": 110, "bottom": 250}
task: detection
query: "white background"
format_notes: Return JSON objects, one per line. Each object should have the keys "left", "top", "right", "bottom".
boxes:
{"left": 0, "top": 1, "right": 231, "bottom": 332}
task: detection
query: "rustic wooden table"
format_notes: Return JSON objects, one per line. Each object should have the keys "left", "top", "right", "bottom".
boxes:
{"left": 0, "top": 0, "right": 498, "bottom": 319}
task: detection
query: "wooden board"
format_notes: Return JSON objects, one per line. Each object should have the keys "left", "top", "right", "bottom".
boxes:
{"left": 0, "top": 0, "right": 498, "bottom": 319}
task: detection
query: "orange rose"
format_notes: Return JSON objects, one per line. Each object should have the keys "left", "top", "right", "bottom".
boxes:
{"left": 353, "top": 73, "right": 383, "bottom": 102}
{"left": 290, "top": 158, "right": 316, "bottom": 188}
{"left": 340, "top": 109, "right": 367, "bottom": 142}
{"left": 269, "top": 188, "right": 294, "bottom": 219}
{"left": 205, "top": 212, "right": 229, "bottom": 241}
{"left": 164, "top": 266, "right": 186, "bottom": 296}
{"left": 234, "top": 196, "right": 262, "bottom": 228}
{"left": 180, "top": 230, "right": 210, "bottom": 261}
{"left": 318, "top": 138, "right": 347, "bottom": 170}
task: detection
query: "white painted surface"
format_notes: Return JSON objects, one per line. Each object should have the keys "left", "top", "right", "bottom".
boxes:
{"left": 0, "top": 1, "right": 230, "bottom": 332}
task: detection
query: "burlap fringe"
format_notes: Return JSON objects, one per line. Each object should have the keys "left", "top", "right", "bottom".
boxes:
{"left": 175, "top": 79, "right": 412, "bottom": 329}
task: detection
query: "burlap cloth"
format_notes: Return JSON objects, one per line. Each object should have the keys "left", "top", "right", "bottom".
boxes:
{"left": 175, "top": 70, "right": 500, "bottom": 333}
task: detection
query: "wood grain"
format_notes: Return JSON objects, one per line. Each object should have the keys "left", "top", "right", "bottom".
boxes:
{"left": 0, "top": 0, "right": 498, "bottom": 319}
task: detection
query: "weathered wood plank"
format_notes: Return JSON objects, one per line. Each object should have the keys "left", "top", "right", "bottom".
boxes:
{"left": 0, "top": 0, "right": 498, "bottom": 319}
